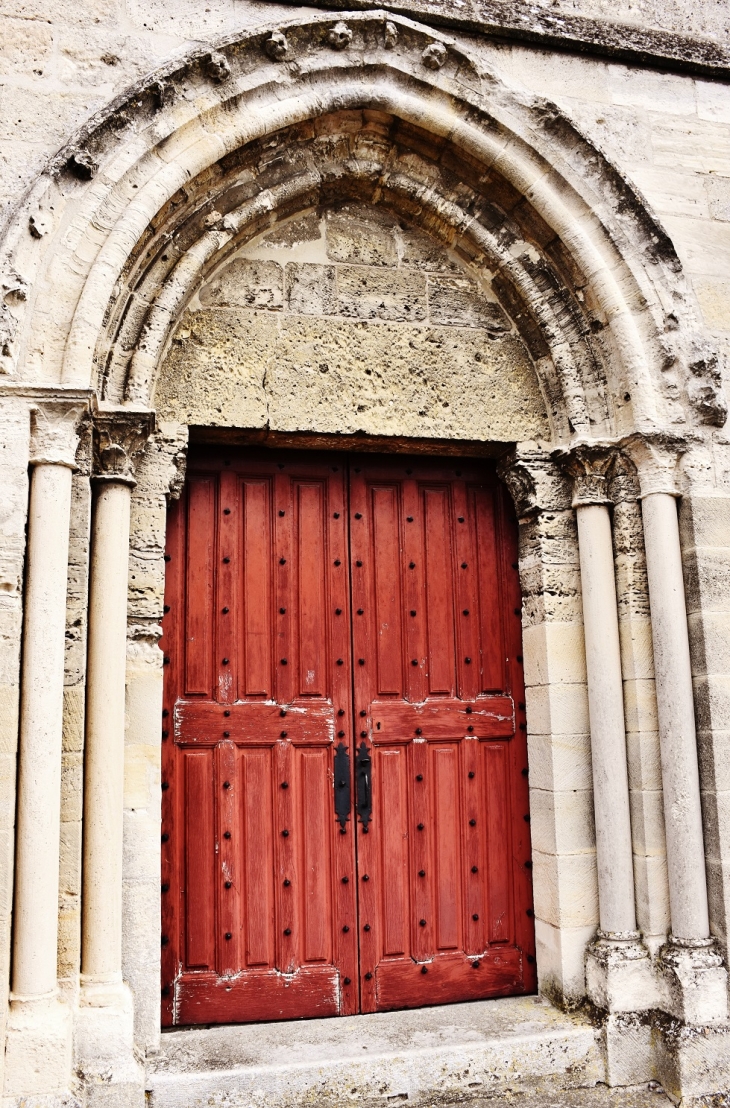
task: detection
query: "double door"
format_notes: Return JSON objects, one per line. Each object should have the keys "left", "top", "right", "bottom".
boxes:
{"left": 160, "top": 449, "right": 535, "bottom": 1025}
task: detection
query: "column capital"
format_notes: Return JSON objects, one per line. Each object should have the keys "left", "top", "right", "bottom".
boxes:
{"left": 92, "top": 405, "right": 155, "bottom": 486}
{"left": 29, "top": 399, "right": 88, "bottom": 468}
{"left": 497, "top": 445, "right": 570, "bottom": 520}
{"left": 619, "top": 432, "right": 686, "bottom": 499}
{"left": 554, "top": 440, "right": 621, "bottom": 508}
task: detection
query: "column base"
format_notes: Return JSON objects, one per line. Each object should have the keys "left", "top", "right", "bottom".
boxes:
{"left": 75, "top": 980, "right": 144, "bottom": 1108}
{"left": 585, "top": 930, "right": 662, "bottom": 1013}
{"left": 658, "top": 937, "right": 729, "bottom": 1026}
{"left": 2, "top": 993, "right": 74, "bottom": 1098}
{"left": 653, "top": 1014, "right": 730, "bottom": 1106}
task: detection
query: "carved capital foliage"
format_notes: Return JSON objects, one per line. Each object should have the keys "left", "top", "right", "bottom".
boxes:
{"left": 557, "top": 442, "right": 620, "bottom": 508}
{"left": 92, "top": 406, "right": 155, "bottom": 484}
{"left": 497, "top": 447, "right": 570, "bottom": 519}
{"left": 620, "top": 432, "right": 686, "bottom": 499}
{"left": 30, "top": 400, "right": 89, "bottom": 468}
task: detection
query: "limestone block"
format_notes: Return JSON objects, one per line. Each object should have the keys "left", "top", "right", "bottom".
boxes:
{"left": 62, "top": 682, "right": 85, "bottom": 762}
{"left": 532, "top": 848, "right": 599, "bottom": 930}
{"left": 680, "top": 494, "right": 730, "bottom": 549}
{"left": 0, "top": 84, "right": 99, "bottom": 146}
{"left": 529, "top": 787, "right": 596, "bottom": 855}
{"left": 124, "top": 745, "right": 159, "bottom": 811}
{"left": 697, "top": 728, "right": 730, "bottom": 793}
{"left": 0, "top": 750, "right": 16, "bottom": 822}
{"left": 626, "top": 730, "right": 663, "bottom": 792}
{"left": 285, "top": 262, "right": 337, "bottom": 315}
{"left": 60, "top": 751, "right": 83, "bottom": 824}
{"left": 700, "top": 788, "right": 730, "bottom": 860}
{"left": 505, "top": 48, "right": 611, "bottom": 105}
{"left": 693, "top": 674, "right": 730, "bottom": 731}
{"left": 693, "top": 278, "right": 730, "bottom": 330}
{"left": 622, "top": 679, "right": 659, "bottom": 733}
{"left": 630, "top": 165, "right": 710, "bottom": 219}
{"left": 0, "top": 603, "right": 22, "bottom": 686}
{"left": 526, "top": 682, "right": 590, "bottom": 736}
{"left": 559, "top": 103, "right": 654, "bottom": 168}
{"left": 122, "top": 878, "right": 161, "bottom": 1051}
{"left": 58, "top": 818, "right": 81, "bottom": 897}
{"left": 325, "top": 208, "right": 398, "bottom": 267}
{"left": 335, "top": 266, "right": 427, "bottom": 322}
{"left": 655, "top": 1021, "right": 730, "bottom": 1103}
{"left": 629, "top": 789, "right": 667, "bottom": 855}
{"left": 0, "top": 15, "right": 53, "bottom": 75}
{"left": 705, "top": 175, "right": 730, "bottom": 222}
{"left": 662, "top": 215, "right": 730, "bottom": 278}
{"left": 123, "top": 809, "right": 161, "bottom": 883}
{"left": 683, "top": 546, "right": 730, "bottom": 614}
{"left": 522, "top": 621, "right": 587, "bottom": 687}
{"left": 696, "top": 79, "right": 730, "bottom": 126}
{"left": 602, "top": 1012, "right": 655, "bottom": 1086}
{"left": 705, "top": 858, "right": 730, "bottom": 942}
{"left": 526, "top": 731, "right": 593, "bottom": 792}
{"left": 633, "top": 853, "right": 671, "bottom": 944}
{"left": 0, "top": 826, "right": 12, "bottom": 921}
{"left": 0, "top": 684, "right": 18, "bottom": 756}
{"left": 520, "top": 565, "right": 584, "bottom": 625}
{"left": 0, "top": 0, "right": 118, "bottom": 25}
{"left": 608, "top": 64, "right": 697, "bottom": 115}
{"left": 156, "top": 308, "right": 549, "bottom": 442}
{"left": 399, "top": 225, "right": 459, "bottom": 272}
{"left": 3, "top": 996, "right": 73, "bottom": 1097}
{"left": 199, "top": 259, "right": 283, "bottom": 310}
{"left": 533, "top": 918, "right": 596, "bottom": 1004}
{"left": 688, "top": 610, "right": 730, "bottom": 676}
{"left": 427, "top": 275, "right": 510, "bottom": 331}
{"left": 650, "top": 118, "right": 730, "bottom": 176}
{"left": 619, "top": 620, "right": 655, "bottom": 681}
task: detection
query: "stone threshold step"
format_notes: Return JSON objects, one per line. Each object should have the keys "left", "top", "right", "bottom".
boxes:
{"left": 146, "top": 995, "right": 612, "bottom": 1108}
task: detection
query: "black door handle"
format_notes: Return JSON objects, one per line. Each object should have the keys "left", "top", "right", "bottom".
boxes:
{"left": 334, "top": 742, "right": 351, "bottom": 831}
{"left": 356, "top": 740, "right": 372, "bottom": 833}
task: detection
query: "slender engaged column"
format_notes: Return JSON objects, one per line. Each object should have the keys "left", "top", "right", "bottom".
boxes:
{"left": 81, "top": 408, "right": 154, "bottom": 999}
{"left": 567, "top": 449, "right": 637, "bottom": 938}
{"left": 82, "top": 480, "right": 133, "bottom": 989}
{"left": 4, "top": 401, "right": 85, "bottom": 1098}
{"left": 626, "top": 435, "right": 727, "bottom": 1025}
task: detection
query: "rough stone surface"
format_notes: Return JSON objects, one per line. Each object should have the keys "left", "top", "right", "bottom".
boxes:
{"left": 1, "top": 1, "right": 730, "bottom": 1105}
{"left": 155, "top": 209, "right": 548, "bottom": 444}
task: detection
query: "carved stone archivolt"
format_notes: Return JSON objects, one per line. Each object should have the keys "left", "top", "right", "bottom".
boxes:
{"left": 92, "top": 406, "right": 155, "bottom": 485}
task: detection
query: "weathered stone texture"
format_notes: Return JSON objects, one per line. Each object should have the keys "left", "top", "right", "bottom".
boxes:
{"left": 156, "top": 209, "right": 549, "bottom": 443}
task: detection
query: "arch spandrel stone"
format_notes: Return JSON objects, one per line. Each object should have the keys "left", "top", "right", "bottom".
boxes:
{"left": 0, "top": 8, "right": 719, "bottom": 446}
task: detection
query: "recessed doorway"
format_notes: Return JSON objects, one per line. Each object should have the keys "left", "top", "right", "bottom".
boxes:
{"left": 160, "top": 448, "right": 535, "bottom": 1025}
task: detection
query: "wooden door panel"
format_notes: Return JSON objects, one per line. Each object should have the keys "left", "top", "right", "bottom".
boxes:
{"left": 161, "top": 450, "right": 357, "bottom": 1025}
{"left": 162, "top": 449, "right": 535, "bottom": 1026}
{"left": 350, "top": 455, "right": 535, "bottom": 1012}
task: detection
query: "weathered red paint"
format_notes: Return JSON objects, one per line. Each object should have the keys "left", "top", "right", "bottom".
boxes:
{"left": 160, "top": 449, "right": 535, "bottom": 1026}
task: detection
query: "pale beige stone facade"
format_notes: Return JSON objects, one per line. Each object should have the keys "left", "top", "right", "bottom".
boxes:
{"left": 1, "top": 1, "right": 730, "bottom": 1105}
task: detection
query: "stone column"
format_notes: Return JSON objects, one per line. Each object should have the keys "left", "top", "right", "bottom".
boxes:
{"left": 498, "top": 448, "right": 598, "bottom": 1006}
{"left": 625, "top": 435, "right": 728, "bottom": 1027}
{"left": 76, "top": 405, "right": 154, "bottom": 1108}
{"left": 4, "top": 400, "right": 86, "bottom": 1098}
{"left": 562, "top": 447, "right": 655, "bottom": 1032}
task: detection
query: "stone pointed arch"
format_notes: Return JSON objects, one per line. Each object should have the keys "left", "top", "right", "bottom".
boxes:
{"left": 0, "top": 8, "right": 711, "bottom": 445}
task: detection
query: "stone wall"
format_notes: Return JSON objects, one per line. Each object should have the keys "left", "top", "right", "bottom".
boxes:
{"left": 1, "top": 1, "right": 730, "bottom": 1103}
{"left": 156, "top": 207, "right": 549, "bottom": 444}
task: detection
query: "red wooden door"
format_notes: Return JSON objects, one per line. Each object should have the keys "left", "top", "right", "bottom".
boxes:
{"left": 160, "top": 451, "right": 358, "bottom": 1025}
{"left": 161, "top": 449, "right": 535, "bottom": 1026}
{"left": 350, "top": 456, "right": 535, "bottom": 1011}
